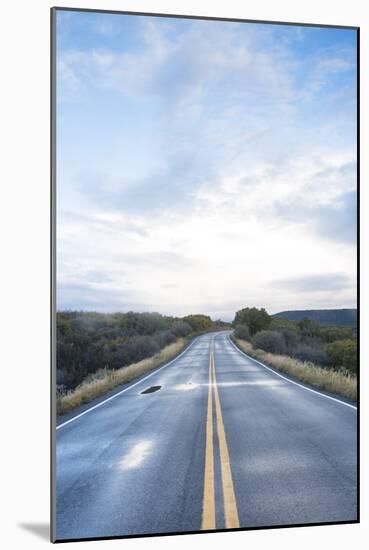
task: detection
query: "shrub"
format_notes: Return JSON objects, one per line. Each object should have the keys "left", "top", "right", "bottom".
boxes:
{"left": 214, "top": 319, "right": 231, "bottom": 330}
{"left": 233, "top": 337, "right": 356, "bottom": 402}
{"left": 234, "top": 307, "right": 271, "bottom": 336}
{"left": 298, "top": 317, "right": 320, "bottom": 337}
{"left": 56, "top": 311, "right": 196, "bottom": 391}
{"left": 125, "top": 335, "right": 160, "bottom": 362}
{"left": 319, "top": 326, "right": 354, "bottom": 343}
{"left": 171, "top": 320, "right": 192, "bottom": 337}
{"left": 326, "top": 339, "right": 357, "bottom": 374}
{"left": 270, "top": 317, "right": 299, "bottom": 333}
{"left": 110, "top": 336, "right": 160, "bottom": 368}
{"left": 252, "top": 330, "right": 286, "bottom": 354}
{"left": 183, "top": 314, "right": 213, "bottom": 332}
{"left": 119, "top": 312, "right": 169, "bottom": 336}
{"left": 234, "top": 324, "right": 251, "bottom": 341}
{"left": 153, "top": 330, "right": 177, "bottom": 348}
{"left": 280, "top": 329, "right": 299, "bottom": 349}
{"left": 57, "top": 339, "right": 186, "bottom": 415}
{"left": 56, "top": 368, "right": 71, "bottom": 387}
{"left": 291, "top": 343, "right": 328, "bottom": 365}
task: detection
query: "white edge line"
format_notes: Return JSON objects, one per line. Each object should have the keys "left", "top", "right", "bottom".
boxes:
{"left": 56, "top": 335, "right": 200, "bottom": 430}
{"left": 228, "top": 336, "right": 357, "bottom": 411}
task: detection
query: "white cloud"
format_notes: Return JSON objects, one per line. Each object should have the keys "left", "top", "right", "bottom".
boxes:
{"left": 58, "top": 19, "right": 296, "bottom": 105}
{"left": 56, "top": 17, "right": 357, "bottom": 318}
{"left": 57, "top": 152, "right": 356, "bottom": 317}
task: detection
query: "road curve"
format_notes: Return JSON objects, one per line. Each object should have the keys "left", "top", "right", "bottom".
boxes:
{"left": 55, "top": 332, "right": 357, "bottom": 541}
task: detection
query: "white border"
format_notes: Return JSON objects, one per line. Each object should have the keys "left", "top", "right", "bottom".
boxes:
{"left": 1, "top": 1, "right": 367, "bottom": 549}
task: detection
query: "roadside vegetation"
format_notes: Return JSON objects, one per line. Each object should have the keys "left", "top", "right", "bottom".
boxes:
{"left": 57, "top": 338, "right": 186, "bottom": 415}
{"left": 232, "top": 307, "right": 357, "bottom": 401}
{"left": 56, "top": 310, "right": 228, "bottom": 415}
{"left": 56, "top": 305, "right": 357, "bottom": 414}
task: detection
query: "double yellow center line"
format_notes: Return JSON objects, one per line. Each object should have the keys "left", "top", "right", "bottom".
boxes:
{"left": 201, "top": 338, "right": 240, "bottom": 530}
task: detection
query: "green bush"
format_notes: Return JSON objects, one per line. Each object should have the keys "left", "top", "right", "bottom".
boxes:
{"left": 234, "top": 307, "right": 271, "bottom": 336}
{"left": 319, "top": 326, "right": 354, "bottom": 343}
{"left": 298, "top": 317, "right": 320, "bottom": 337}
{"left": 280, "top": 329, "right": 299, "bottom": 349}
{"left": 171, "top": 320, "right": 192, "bottom": 337}
{"left": 234, "top": 324, "right": 250, "bottom": 341}
{"left": 326, "top": 339, "right": 357, "bottom": 373}
{"left": 291, "top": 343, "right": 328, "bottom": 365}
{"left": 270, "top": 317, "right": 299, "bottom": 333}
{"left": 153, "top": 330, "right": 177, "bottom": 348}
{"left": 56, "top": 310, "right": 212, "bottom": 391}
{"left": 252, "top": 330, "right": 286, "bottom": 354}
{"left": 182, "top": 314, "right": 213, "bottom": 332}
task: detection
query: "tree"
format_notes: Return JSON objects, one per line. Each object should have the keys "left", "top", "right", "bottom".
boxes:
{"left": 318, "top": 326, "right": 353, "bottom": 343}
{"left": 270, "top": 317, "right": 299, "bottom": 333}
{"left": 233, "top": 307, "right": 271, "bottom": 336}
{"left": 182, "top": 314, "right": 213, "bottom": 332}
{"left": 298, "top": 317, "right": 320, "bottom": 337}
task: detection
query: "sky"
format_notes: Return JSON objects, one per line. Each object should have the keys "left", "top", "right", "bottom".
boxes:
{"left": 56, "top": 10, "right": 357, "bottom": 320}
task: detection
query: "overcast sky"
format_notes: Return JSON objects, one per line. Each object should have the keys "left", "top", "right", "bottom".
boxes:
{"left": 56, "top": 11, "right": 357, "bottom": 320}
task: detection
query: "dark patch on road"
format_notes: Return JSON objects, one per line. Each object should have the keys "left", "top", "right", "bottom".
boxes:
{"left": 141, "top": 385, "right": 162, "bottom": 394}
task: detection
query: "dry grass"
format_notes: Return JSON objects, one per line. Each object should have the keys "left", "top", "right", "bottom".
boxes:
{"left": 57, "top": 338, "right": 187, "bottom": 416}
{"left": 233, "top": 337, "right": 357, "bottom": 402}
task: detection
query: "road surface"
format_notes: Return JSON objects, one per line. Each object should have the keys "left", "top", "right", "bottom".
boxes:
{"left": 55, "top": 332, "right": 357, "bottom": 541}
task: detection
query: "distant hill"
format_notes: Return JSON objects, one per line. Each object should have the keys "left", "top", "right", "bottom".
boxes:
{"left": 273, "top": 309, "right": 357, "bottom": 327}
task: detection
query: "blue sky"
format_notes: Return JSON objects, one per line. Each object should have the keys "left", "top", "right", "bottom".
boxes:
{"left": 56, "top": 10, "right": 357, "bottom": 319}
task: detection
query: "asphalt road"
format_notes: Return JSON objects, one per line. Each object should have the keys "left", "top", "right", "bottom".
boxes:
{"left": 55, "top": 331, "right": 357, "bottom": 541}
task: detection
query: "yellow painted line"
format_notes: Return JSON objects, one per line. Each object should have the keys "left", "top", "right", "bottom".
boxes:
{"left": 212, "top": 343, "right": 240, "bottom": 529}
{"left": 201, "top": 340, "right": 216, "bottom": 530}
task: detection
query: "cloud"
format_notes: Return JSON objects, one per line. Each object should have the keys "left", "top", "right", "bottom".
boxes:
{"left": 58, "top": 19, "right": 296, "bottom": 107}
{"left": 272, "top": 273, "right": 352, "bottom": 293}
{"left": 314, "top": 190, "right": 357, "bottom": 243}
{"left": 73, "top": 152, "right": 215, "bottom": 213}
{"left": 57, "top": 282, "right": 136, "bottom": 311}
{"left": 57, "top": 152, "right": 357, "bottom": 315}
{"left": 272, "top": 161, "right": 357, "bottom": 244}
{"left": 298, "top": 50, "right": 355, "bottom": 101}
{"left": 60, "top": 210, "right": 149, "bottom": 238}
{"left": 58, "top": 19, "right": 357, "bottom": 221}
{"left": 56, "top": 15, "right": 357, "bottom": 316}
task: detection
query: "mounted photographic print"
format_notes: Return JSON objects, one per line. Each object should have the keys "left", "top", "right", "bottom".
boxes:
{"left": 51, "top": 7, "right": 359, "bottom": 543}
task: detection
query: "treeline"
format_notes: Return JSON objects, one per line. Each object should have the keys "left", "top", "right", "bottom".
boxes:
{"left": 57, "top": 311, "right": 221, "bottom": 391}
{"left": 233, "top": 307, "right": 357, "bottom": 375}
